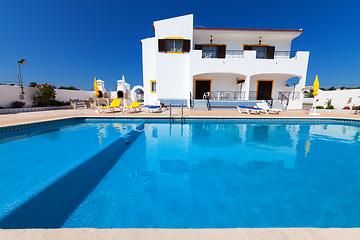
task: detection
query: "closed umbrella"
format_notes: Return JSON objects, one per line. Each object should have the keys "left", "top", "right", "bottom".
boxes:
{"left": 94, "top": 77, "right": 100, "bottom": 97}
{"left": 309, "top": 75, "right": 320, "bottom": 115}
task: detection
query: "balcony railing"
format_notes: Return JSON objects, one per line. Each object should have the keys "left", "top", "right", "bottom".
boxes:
{"left": 274, "top": 51, "right": 297, "bottom": 59}
{"left": 201, "top": 50, "right": 297, "bottom": 59}
{"left": 226, "top": 50, "right": 244, "bottom": 58}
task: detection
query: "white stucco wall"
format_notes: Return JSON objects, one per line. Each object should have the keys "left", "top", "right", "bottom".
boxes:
{"left": 142, "top": 37, "right": 159, "bottom": 105}
{"left": 141, "top": 14, "right": 309, "bottom": 109}
{"left": 313, "top": 89, "right": 360, "bottom": 109}
{"left": 0, "top": 85, "right": 94, "bottom": 108}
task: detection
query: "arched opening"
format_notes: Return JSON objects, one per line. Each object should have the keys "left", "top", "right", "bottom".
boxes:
{"left": 98, "top": 91, "right": 103, "bottom": 98}
{"left": 117, "top": 91, "right": 124, "bottom": 98}
{"left": 131, "top": 86, "right": 145, "bottom": 102}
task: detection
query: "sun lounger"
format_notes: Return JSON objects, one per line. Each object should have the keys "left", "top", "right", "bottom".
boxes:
{"left": 147, "top": 105, "right": 162, "bottom": 113}
{"left": 256, "top": 102, "right": 282, "bottom": 114}
{"left": 97, "top": 99, "right": 121, "bottom": 113}
{"left": 237, "top": 106, "right": 262, "bottom": 114}
{"left": 122, "top": 102, "right": 141, "bottom": 112}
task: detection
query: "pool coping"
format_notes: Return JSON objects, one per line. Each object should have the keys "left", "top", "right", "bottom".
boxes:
{"left": 1, "top": 228, "right": 360, "bottom": 240}
{"left": 1, "top": 115, "right": 360, "bottom": 132}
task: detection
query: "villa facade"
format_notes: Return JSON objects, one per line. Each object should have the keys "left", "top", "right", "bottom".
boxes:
{"left": 141, "top": 14, "right": 309, "bottom": 109}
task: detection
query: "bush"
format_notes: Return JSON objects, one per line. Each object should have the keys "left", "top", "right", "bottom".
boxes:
{"left": 325, "top": 106, "right": 334, "bottom": 109}
{"left": 12, "top": 101, "right": 25, "bottom": 108}
{"left": 315, "top": 106, "right": 324, "bottom": 109}
{"left": 33, "top": 84, "right": 56, "bottom": 107}
{"left": 50, "top": 100, "right": 70, "bottom": 106}
{"left": 343, "top": 106, "right": 351, "bottom": 110}
{"left": 353, "top": 105, "right": 360, "bottom": 111}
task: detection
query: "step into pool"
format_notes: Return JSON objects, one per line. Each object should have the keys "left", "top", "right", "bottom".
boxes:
{"left": 1, "top": 118, "right": 360, "bottom": 228}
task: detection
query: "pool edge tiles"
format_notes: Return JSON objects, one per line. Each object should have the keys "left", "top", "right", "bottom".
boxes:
{"left": 0, "top": 123, "right": 146, "bottom": 229}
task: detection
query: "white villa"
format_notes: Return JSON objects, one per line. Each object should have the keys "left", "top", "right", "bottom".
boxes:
{"left": 141, "top": 14, "right": 309, "bottom": 109}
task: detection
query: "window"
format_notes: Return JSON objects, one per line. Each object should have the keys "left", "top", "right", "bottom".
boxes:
{"left": 158, "top": 39, "right": 191, "bottom": 53}
{"left": 202, "top": 45, "right": 218, "bottom": 58}
{"left": 195, "top": 44, "right": 226, "bottom": 59}
{"left": 251, "top": 46, "right": 267, "bottom": 59}
{"left": 166, "top": 39, "right": 183, "bottom": 52}
{"left": 150, "top": 80, "right": 156, "bottom": 93}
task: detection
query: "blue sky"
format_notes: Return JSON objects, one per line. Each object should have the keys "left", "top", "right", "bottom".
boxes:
{"left": 0, "top": 0, "right": 359, "bottom": 90}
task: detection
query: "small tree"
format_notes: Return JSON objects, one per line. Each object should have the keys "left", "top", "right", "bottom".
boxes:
{"left": 33, "top": 84, "right": 56, "bottom": 107}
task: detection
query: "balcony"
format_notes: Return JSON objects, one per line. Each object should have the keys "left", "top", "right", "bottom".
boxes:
{"left": 201, "top": 50, "right": 297, "bottom": 59}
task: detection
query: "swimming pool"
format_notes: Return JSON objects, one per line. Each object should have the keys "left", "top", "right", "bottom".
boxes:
{"left": 0, "top": 118, "right": 360, "bottom": 228}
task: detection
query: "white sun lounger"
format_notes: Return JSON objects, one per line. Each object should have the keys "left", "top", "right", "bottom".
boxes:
{"left": 148, "top": 105, "right": 162, "bottom": 113}
{"left": 237, "top": 106, "right": 262, "bottom": 114}
{"left": 256, "top": 102, "right": 282, "bottom": 114}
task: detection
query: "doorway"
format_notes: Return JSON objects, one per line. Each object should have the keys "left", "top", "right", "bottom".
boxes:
{"left": 194, "top": 79, "right": 211, "bottom": 99}
{"left": 257, "top": 80, "right": 273, "bottom": 100}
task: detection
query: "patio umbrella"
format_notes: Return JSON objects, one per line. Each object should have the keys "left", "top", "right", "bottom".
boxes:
{"left": 94, "top": 77, "right": 100, "bottom": 97}
{"left": 309, "top": 75, "right": 320, "bottom": 115}
{"left": 313, "top": 75, "right": 319, "bottom": 96}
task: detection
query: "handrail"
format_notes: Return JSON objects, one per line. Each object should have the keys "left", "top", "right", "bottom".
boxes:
{"left": 203, "top": 92, "right": 210, "bottom": 110}
{"left": 278, "top": 92, "right": 289, "bottom": 107}
{"left": 189, "top": 92, "right": 194, "bottom": 108}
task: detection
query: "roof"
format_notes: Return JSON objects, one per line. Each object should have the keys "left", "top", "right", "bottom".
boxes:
{"left": 194, "top": 27, "right": 303, "bottom": 32}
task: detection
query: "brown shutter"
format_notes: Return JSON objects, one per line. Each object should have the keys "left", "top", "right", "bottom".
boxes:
{"left": 183, "top": 39, "right": 191, "bottom": 52}
{"left": 158, "top": 39, "right": 166, "bottom": 52}
{"left": 266, "top": 46, "right": 275, "bottom": 59}
{"left": 243, "top": 45, "right": 252, "bottom": 50}
{"left": 217, "top": 45, "right": 226, "bottom": 58}
{"left": 195, "top": 44, "right": 202, "bottom": 50}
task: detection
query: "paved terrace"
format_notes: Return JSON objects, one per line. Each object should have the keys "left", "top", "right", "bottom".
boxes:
{"left": 1, "top": 108, "right": 360, "bottom": 240}
{"left": 1, "top": 108, "right": 360, "bottom": 127}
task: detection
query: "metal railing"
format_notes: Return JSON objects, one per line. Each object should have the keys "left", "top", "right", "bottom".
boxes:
{"left": 189, "top": 92, "right": 194, "bottom": 108}
{"left": 278, "top": 92, "right": 289, "bottom": 107}
{"left": 226, "top": 50, "right": 244, "bottom": 58}
{"left": 274, "top": 51, "right": 297, "bottom": 59}
{"left": 279, "top": 91, "right": 301, "bottom": 100}
{"left": 200, "top": 50, "right": 297, "bottom": 59}
{"left": 210, "top": 91, "right": 246, "bottom": 100}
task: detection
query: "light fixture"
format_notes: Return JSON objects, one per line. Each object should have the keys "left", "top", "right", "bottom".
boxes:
{"left": 17, "top": 59, "right": 27, "bottom": 99}
{"left": 210, "top": 35, "right": 213, "bottom": 44}
{"left": 258, "top": 37, "right": 262, "bottom": 45}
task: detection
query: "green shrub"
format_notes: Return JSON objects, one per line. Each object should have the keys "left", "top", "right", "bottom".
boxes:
{"left": 325, "top": 106, "right": 334, "bottom": 109}
{"left": 315, "top": 106, "right": 324, "bottom": 109}
{"left": 12, "top": 101, "right": 25, "bottom": 108}
{"left": 33, "top": 84, "right": 56, "bottom": 107}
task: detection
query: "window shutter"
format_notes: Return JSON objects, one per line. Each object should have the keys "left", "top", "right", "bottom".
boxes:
{"left": 158, "top": 39, "right": 166, "bottom": 52}
{"left": 266, "top": 46, "right": 275, "bottom": 59}
{"left": 217, "top": 45, "right": 226, "bottom": 59}
{"left": 183, "top": 39, "right": 191, "bottom": 52}
{"left": 195, "top": 44, "right": 202, "bottom": 50}
{"left": 243, "top": 45, "right": 252, "bottom": 50}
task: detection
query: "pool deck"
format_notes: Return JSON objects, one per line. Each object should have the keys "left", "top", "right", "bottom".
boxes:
{"left": 1, "top": 228, "right": 360, "bottom": 240}
{"left": 1, "top": 108, "right": 360, "bottom": 128}
{"left": 1, "top": 108, "right": 360, "bottom": 239}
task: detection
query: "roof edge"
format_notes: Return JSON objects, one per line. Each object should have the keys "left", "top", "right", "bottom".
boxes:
{"left": 194, "top": 27, "right": 303, "bottom": 32}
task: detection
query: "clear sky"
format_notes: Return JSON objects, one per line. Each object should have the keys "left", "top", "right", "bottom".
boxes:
{"left": 0, "top": 0, "right": 359, "bottom": 90}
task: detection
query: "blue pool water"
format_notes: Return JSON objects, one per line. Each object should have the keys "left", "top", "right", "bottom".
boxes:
{"left": 1, "top": 119, "right": 360, "bottom": 228}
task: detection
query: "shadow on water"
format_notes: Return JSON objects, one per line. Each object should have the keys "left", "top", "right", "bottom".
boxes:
{"left": 0, "top": 124, "right": 145, "bottom": 229}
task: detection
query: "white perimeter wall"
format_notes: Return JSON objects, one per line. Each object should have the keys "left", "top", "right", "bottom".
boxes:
{"left": 314, "top": 89, "right": 360, "bottom": 109}
{"left": 0, "top": 85, "right": 94, "bottom": 108}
